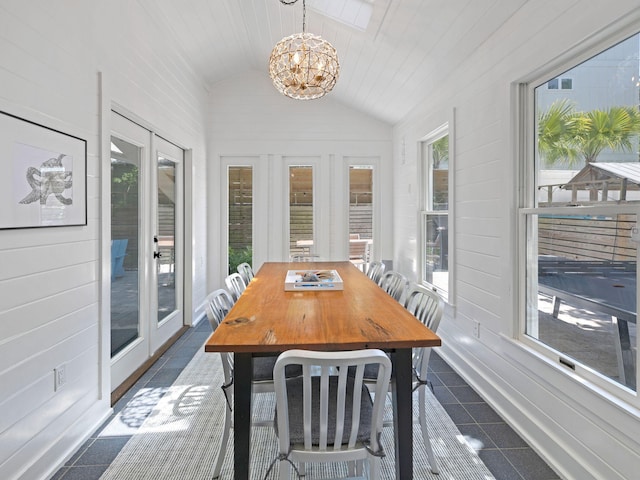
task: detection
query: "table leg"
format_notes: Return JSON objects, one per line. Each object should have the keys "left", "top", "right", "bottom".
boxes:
{"left": 392, "top": 348, "right": 413, "bottom": 479}
{"left": 234, "top": 353, "right": 252, "bottom": 480}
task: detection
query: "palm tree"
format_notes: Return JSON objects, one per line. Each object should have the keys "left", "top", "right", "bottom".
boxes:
{"left": 432, "top": 135, "right": 449, "bottom": 169}
{"left": 577, "top": 106, "right": 640, "bottom": 164}
{"left": 538, "top": 100, "right": 640, "bottom": 168}
{"left": 537, "top": 99, "right": 582, "bottom": 166}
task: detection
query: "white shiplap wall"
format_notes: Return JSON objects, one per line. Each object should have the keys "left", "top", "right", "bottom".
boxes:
{"left": 0, "top": 2, "right": 209, "bottom": 480}
{"left": 393, "top": 2, "right": 640, "bottom": 480}
{"left": 2, "top": 1, "right": 640, "bottom": 480}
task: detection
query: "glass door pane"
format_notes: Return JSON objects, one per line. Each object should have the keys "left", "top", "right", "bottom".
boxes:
{"left": 289, "top": 166, "right": 314, "bottom": 259}
{"left": 156, "top": 155, "right": 176, "bottom": 323}
{"left": 110, "top": 136, "right": 140, "bottom": 357}
{"left": 110, "top": 114, "right": 184, "bottom": 390}
{"left": 349, "top": 166, "right": 373, "bottom": 267}
{"left": 228, "top": 166, "right": 253, "bottom": 274}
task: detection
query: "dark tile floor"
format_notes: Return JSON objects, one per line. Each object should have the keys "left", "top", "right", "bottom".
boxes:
{"left": 52, "top": 320, "right": 560, "bottom": 480}
{"left": 427, "top": 353, "right": 560, "bottom": 480}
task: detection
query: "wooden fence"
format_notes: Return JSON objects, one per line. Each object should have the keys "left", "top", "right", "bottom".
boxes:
{"left": 229, "top": 204, "right": 374, "bottom": 253}
{"left": 538, "top": 213, "right": 636, "bottom": 261}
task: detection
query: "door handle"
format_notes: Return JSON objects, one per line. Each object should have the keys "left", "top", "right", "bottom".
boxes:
{"left": 154, "top": 251, "right": 162, "bottom": 259}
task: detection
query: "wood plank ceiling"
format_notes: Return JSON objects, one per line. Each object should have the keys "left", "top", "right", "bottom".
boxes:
{"left": 140, "top": 0, "right": 527, "bottom": 124}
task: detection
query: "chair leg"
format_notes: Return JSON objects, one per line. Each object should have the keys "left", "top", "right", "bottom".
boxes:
{"left": 368, "top": 455, "right": 381, "bottom": 480}
{"left": 212, "top": 402, "right": 232, "bottom": 479}
{"left": 347, "top": 460, "right": 363, "bottom": 477}
{"left": 418, "top": 385, "right": 440, "bottom": 474}
{"left": 279, "top": 459, "right": 290, "bottom": 480}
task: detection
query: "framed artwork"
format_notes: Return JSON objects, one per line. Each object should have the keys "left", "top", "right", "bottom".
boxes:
{"left": 0, "top": 110, "right": 87, "bottom": 229}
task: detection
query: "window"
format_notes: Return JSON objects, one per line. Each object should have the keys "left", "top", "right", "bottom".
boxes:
{"left": 547, "top": 77, "right": 573, "bottom": 90}
{"left": 228, "top": 166, "right": 253, "bottom": 274}
{"left": 289, "top": 165, "right": 314, "bottom": 259}
{"left": 420, "top": 125, "right": 451, "bottom": 300}
{"left": 349, "top": 165, "right": 373, "bottom": 267}
{"left": 521, "top": 32, "right": 640, "bottom": 395}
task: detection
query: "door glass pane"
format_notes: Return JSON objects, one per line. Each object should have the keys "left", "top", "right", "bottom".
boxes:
{"left": 228, "top": 166, "right": 253, "bottom": 274}
{"left": 110, "top": 137, "right": 140, "bottom": 357}
{"left": 289, "top": 166, "right": 313, "bottom": 259}
{"left": 349, "top": 166, "right": 373, "bottom": 267}
{"left": 157, "top": 155, "right": 176, "bottom": 323}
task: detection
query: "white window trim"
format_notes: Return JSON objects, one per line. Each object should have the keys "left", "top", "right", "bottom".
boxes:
{"left": 344, "top": 157, "right": 380, "bottom": 262}
{"left": 517, "top": 22, "right": 640, "bottom": 404}
{"left": 221, "top": 156, "right": 265, "bottom": 278}
{"left": 283, "top": 156, "right": 322, "bottom": 260}
{"left": 418, "top": 110, "right": 456, "bottom": 304}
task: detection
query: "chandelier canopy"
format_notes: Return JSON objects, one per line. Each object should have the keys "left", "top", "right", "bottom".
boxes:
{"left": 269, "top": 0, "right": 340, "bottom": 100}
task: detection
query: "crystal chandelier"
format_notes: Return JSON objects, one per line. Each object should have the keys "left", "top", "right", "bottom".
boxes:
{"left": 269, "top": 0, "right": 339, "bottom": 100}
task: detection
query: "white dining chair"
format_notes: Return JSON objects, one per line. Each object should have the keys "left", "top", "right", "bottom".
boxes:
{"left": 204, "top": 289, "right": 302, "bottom": 479}
{"left": 402, "top": 284, "right": 444, "bottom": 474}
{"left": 366, "top": 261, "right": 386, "bottom": 285}
{"left": 236, "top": 262, "right": 254, "bottom": 285}
{"left": 225, "top": 272, "right": 247, "bottom": 301}
{"left": 379, "top": 270, "right": 409, "bottom": 303}
{"left": 363, "top": 284, "right": 444, "bottom": 474}
{"left": 290, "top": 253, "right": 320, "bottom": 262}
{"left": 272, "top": 349, "right": 392, "bottom": 480}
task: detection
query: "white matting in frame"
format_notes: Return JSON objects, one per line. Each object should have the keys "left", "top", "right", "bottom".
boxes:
{"left": 0, "top": 110, "right": 87, "bottom": 229}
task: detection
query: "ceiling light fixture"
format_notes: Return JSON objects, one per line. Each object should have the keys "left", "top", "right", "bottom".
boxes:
{"left": 269, "top": 0, "right": 340, "bottom": 100}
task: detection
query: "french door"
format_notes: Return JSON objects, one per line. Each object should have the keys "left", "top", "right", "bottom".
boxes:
{"left": 110, "top": 112, "right": 184, "bottom": 390}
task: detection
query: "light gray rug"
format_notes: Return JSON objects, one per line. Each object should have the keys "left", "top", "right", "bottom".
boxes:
{"left": 99, "top": 348, "right": 495, "bottom": 480}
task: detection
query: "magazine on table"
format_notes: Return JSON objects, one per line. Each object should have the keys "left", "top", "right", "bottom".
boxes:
{"left": 284, "top": 269, "right": 344, "bottom": 291}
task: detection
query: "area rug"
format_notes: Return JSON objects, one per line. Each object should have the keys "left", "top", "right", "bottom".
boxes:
{"left": 99, "top": 348, "right": 495, "bottom": 480}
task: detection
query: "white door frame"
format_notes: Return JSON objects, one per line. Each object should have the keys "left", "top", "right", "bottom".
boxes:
{"left": 152, "top": 135, "right": 185, "bottom": 350}
{"left": 107, "top": 110, "right": 185, "bottom": 391}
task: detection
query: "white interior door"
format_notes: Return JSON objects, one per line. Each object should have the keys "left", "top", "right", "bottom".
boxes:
{"left": 110, "top": 112, "right": 184, "bottom": 390}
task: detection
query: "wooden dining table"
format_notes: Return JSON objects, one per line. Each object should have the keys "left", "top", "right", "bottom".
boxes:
{"left": 204, "top": 261, "right": 441, "bottom": 480}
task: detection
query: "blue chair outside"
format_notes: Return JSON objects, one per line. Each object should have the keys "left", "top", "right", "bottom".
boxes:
{"left": 111, "top": 239, "right": 128, "bottom": 280}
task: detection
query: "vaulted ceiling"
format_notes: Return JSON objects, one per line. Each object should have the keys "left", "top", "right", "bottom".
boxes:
{"left": 144, "top": 0, "right": 526, "bottom": 124}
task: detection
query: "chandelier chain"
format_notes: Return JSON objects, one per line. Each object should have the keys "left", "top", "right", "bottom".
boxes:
{"left": 279, "top": 0, "right": 306, "bottom": 33}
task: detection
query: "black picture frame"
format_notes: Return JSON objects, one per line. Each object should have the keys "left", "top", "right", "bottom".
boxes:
{"left": 0, "top": 110, "right": 87, "bottom": 229}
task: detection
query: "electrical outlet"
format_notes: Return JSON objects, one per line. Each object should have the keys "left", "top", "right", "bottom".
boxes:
{"left": 473, "top": 320, "right": 480, "bottom": 339}
{"left": 54, "top": 363, "right": 66, "bottom": 391}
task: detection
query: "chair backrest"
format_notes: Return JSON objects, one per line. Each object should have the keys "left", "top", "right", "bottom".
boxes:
{"left": 404, "top": 284, "right": 444, "bottom": 332}
{"left": 404, "top": 284, "right": 444, "bottom": 382}
{"left": 205, "top": 288, "right": 235, "bottom": 329}
{"left": 366, "top": 261, "right": 386, "bottom": 284}
{"left": 273, "top": 349, "right": 391, "bottom": 460}
{"left": 236, "top": 262, "right": 254, "bottom": 285}
{"left": 204, "top": 289, "right": 235, "bottom": 384}
{"left": 225, "top": 272, "right": 247, "bottom": 301}
{"left": 348, "top": 239, "right": 370, "bottom": 261}
{"left": 379, "top": 270, "right": 409, "bottom": 303}
{"left": 290, "top": 254, "right": 320, "bottom": 262}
